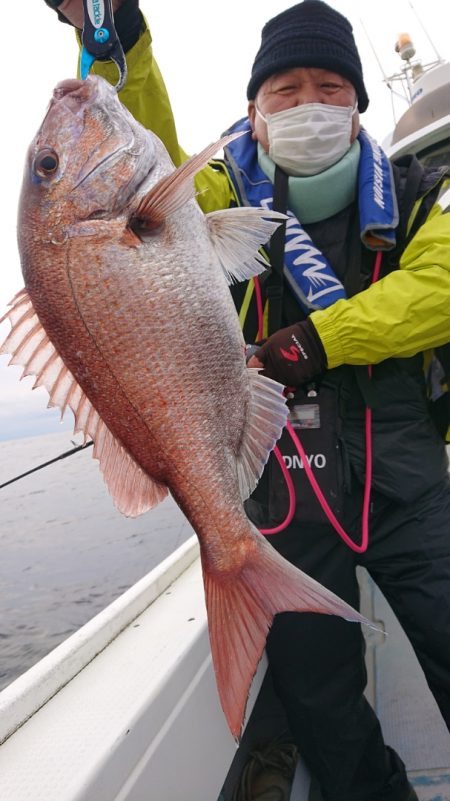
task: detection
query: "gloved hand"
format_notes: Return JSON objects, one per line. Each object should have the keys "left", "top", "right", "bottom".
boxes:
{"left": 43, "top": 1, "right": 112, "bottom": 27}
{"left": 250, "top": 319, "right": 327, "bottom": 386}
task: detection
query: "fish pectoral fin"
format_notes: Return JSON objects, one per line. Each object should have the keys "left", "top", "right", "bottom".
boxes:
{"left": 206, "top": 208, "right": 287, "bottom": 285}
{"left": 203, "top": 530, "right": 373, "bottom": 740}
{"left": 130, "top": 132, "right": 246, "bottom": 231}
{"left": 236, "top": 368, "right": 288, "bottom": 500}
{"left": 0, "top": 289, "right": 168, "bottom": 518}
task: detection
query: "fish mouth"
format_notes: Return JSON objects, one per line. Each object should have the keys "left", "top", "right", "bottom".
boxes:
{"left": 56, "top": 78, "right": 134, "bottom": 187}
{"left": 46, "top": 78, "right": 100, "bottom": 128}
{"left": 44, "top": 76, "right": 153, "bottom": 212}
{"left": 23, "top": 75, "right": 155, "bottom": 233}
{"left": 53, "top": 78, "right": 94, "bottom": 104}
{"left": 52, "top": 75, "right": 114, "bottom": 112}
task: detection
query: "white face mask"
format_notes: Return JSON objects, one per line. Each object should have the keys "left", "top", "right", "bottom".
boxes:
{"left": 256, "top": 101, "right": 357, "bottom": 177}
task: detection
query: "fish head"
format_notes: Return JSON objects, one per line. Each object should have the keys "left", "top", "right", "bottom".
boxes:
{"left": 19, "top": 75, "right": 164, "bottom": 259}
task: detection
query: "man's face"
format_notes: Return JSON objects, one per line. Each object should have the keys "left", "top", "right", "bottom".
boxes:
{"left": 248, "top": 67, "right": 360, "bottom": 152}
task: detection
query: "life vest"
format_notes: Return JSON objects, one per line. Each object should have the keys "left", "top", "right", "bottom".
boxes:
{"left": 220, "top": 128, "right": 450, "bottom": 510}
{"left": 222, "top": 123, "right": 450, "bottom": 445}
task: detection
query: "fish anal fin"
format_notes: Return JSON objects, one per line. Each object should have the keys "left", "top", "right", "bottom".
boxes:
{"left": 92, "top": 420, "right": 168, "bottom": 516}
{"left": 237, "top": 369, "right": 288, "bottom": 500}
{"left": 1, "top": 289, "right": 168, "bottom": 517}
{"left": 203, "top": 530, "right": 372, "bottom": 739}
{"left": 206, "top": 208, "right": 287, "bottom": 285}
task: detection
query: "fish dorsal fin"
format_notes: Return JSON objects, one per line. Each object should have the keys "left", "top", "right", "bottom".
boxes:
{"left": 132, "top": 133, "right": 244, "bottom": 232}
{"left": 1, "top": 290, "right": 168, "bottom": 517}
{"left": 206, "top": 208, "right": 287, "bottom": 285}
{"left": 236, "top": 368, "right": 288, "bottom": 500}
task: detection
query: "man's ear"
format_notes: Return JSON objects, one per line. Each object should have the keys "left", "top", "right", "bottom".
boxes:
{"left": 248, "top": 101, "right": 258, "bottom": 141}
{"left": 351, "top": 111, "right": 361, "bottom": 144}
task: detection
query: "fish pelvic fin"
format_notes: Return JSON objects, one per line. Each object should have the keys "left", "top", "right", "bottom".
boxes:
{"left": 237, "top": 369, "right": 288, "bottom": 500}
{"left": 1, "top": 289, "right": 168, "bottom": 516}
{"left": 206, "top": 207, "right": 287, "bottom": 285}
{"left": 203, "top": 530, "right": 373, "bottom": 740}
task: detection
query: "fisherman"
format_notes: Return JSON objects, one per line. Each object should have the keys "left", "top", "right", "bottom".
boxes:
{"left": 45, "top": 2, "right": 450, "bottom": 800}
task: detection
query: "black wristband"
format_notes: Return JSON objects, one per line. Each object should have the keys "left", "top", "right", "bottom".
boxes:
{"left": 114, "top": 0, "right": 144, "bottom": 53}
{"left": 302, "top": 318, "right": 327, "bottom": 371}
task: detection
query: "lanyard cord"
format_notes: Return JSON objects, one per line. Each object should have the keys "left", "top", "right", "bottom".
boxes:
{"left": 258, "top": 251, "right": 383, "bottom": 552}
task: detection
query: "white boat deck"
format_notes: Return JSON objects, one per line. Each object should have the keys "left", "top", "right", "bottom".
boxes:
{"left": 288, "top": 571, "right": 450, "bottom": 801}
{"left": 0, "top": 536, "right": 263, "bottom": 801}
{"left": 220, "top": 568, "right": 450, "bottom": 801}
{"left": 0, "top": 536, "right": 449, "bottom": 800}
{"left": 361, "top": 573, "right": 450, "bottom": 801}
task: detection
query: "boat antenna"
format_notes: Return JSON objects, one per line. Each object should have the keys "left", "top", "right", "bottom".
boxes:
{"left": 359, "top": 17, "right": 390, "bottom": 83}
{"left": 358, "top": 16, "right": 408, "bottom": 119}
{"left": 408, "top": 1, "right": 443, "bottom": 63}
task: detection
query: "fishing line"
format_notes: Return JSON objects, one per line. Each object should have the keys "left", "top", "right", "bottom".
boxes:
{"left": 0, "top": 441, "right": 93, "bottom": 489}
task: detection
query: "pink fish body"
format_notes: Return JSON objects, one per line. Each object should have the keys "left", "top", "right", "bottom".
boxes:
{"left": 1, "top": 76, "right": 369, "bottom": 738}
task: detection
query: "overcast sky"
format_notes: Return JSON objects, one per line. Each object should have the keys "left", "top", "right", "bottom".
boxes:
{"left": 1, "top": 0, "right": 448, "bottom": 441}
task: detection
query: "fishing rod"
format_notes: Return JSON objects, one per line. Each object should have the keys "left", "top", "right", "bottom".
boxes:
{"left": 0, "top": 440, "right": 93, "bottom": 490}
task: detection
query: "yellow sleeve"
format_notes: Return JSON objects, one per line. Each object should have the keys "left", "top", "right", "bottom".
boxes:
{"left": 311, "top": 206, "right": 450, "bottom": 368}
{"left": 77, "top": 19, "right": 233, "bottom": 212}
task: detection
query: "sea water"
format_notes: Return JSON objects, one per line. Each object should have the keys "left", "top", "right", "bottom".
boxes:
{"left": 0, "top": 430, "right": 193, "bottom": 691}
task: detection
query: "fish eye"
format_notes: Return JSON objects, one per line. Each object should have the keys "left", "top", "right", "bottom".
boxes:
{"left": 33, "top": 148, "right": 59, "bottom": 178}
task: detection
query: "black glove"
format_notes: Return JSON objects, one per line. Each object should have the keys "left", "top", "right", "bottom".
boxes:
{"left": 44, "top": 0, "right": 143, "bottom": 53}
{"left": 255, "top": 319, "right": 327, "bottom": 387}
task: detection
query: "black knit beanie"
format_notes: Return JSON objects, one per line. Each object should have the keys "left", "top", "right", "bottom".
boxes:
{"left": 247, "top": 0, "right": 369, "bottom": 112}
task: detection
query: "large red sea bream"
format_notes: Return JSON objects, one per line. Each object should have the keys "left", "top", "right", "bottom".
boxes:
{"left": 1, "top": 75, "right": 369, "bottom": 737}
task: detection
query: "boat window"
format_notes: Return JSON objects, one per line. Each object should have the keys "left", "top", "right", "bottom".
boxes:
{"left": 418, "top": 137, "right": 450, "bottom": 168}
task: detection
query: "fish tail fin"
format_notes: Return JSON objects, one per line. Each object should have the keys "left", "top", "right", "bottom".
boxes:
{"left": 203, "top": 529, "right": 371, "bottom": 740}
